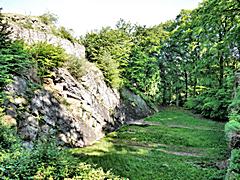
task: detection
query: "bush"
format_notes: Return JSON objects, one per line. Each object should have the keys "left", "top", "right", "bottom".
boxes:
{"left": 185, "top": 88, "right": 231, "bottom": 120}
{"left": 0, "top": 140, "right": 121, "bottom": 179}
{"left": 1, "top": 10, "right": 32, "bottom": 87}
{"left": 65, "top": 56, "right": 89, "bottom": 80}
{"left": 0, "top": 41, "right": 32, "bottom": 87}
{"left": 38, "top": 12, "right": 58, "bottom": 25}
{"left": 226, "top": 149, "right": 240, "bottom": 180}
{"left": 57, "top": 26, "right": 76, "bottom": 44}
{"left": 0, "top": 109, "right": 20, "bottom": 151}
{"left": 97, "top": 51, "right": 122, "bottom": 89}
{"left": 228, "top": 88, "right": 240, "bottom": 122}
{"left": 28, "top": 42, "right": 66, "bottom": 77}
{"left": 225, "top": 120, "right": 240, "bottom": 139}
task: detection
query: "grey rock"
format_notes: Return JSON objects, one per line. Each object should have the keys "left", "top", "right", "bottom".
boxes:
{"left": 6, "top": 15, "right": 85, "bottom": 59}
{"left": 14, "top": 97, "right": 27, "bottom": 105}
{"left": 5, "top": 76, "right": 28, "bottom": 96}
{"left": 120, "top": 88, "right": 153, "bottom": 121}
{"left": 19, "top": 125, "right": 38, "bottom": 140}
{"left": 6, "top": 109, "right": 17, "bottom": 118}
{"left": 22, "top": 141, "right": 34, "bottom": 149}
{"left": 43, "top": 116, "right": 56, "bottom": 126}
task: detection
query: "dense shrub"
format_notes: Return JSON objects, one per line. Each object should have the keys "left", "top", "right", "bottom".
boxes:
{"left": 225, "top": 88, "right": 240, "bottom": 139}
{"left": 0, "top": 9, "right": 32, "bottom": 87}
{"left": 225, "top": 120, "right": 240, "bottom": 138}
{"left": 185, "top": 88, "right": 231, "bottom": 120}
{"left": 0, "top": 41, "right": 32, "bottom": 86}
{"left": 0, "top": 12, "right": 32, "bottom": 105}
{"left": 228, "top": 88, "right": 240, "bottom": 122}
{"left": 28, "top": 42, "right": 66, "bottom": 77}
{"left": 0, "top": 140, "right": 121, "bottom": 179}
{"left": 65, "top": 55, "right": 91, "bottom": 80}
{"left": 226, "top": 149, "right": 240, "bottom": 180}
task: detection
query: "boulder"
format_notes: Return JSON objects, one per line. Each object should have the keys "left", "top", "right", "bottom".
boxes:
{"left": 120, "top": 88, "right": 153, "bottom": 121}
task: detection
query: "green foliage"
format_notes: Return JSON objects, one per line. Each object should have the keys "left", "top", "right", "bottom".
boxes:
{"left": 229, "top": 113, "right": 240, "bottom": 122}
{"left": 51, "top": 26, "right": 76, "bottom": 44}
{"left": 125, "top": 46, "right": 160, "bottom": 101}
{"left": 0, "top": 9, "right": 32, "bottom": 88}
{"left": 28, "top": 42, "right": 66, "bottom": 77}
{"left": 0, "top": 110, "right": 19, "bottom": 151}
{"left": 225, "top": 88, "right": 240, "bottom": 139}
{"left": 38, "top": 12, "right": 58, "bottom": 25}
{"left": 228, "top": 88, "right": 240, "bottom": 121}
{"left": 226, "top": 149, "right": 240, "bottom": 180}
{"left": 225, "top": 120, "right": 240, "bottom": 140}
{"left": 0, "top": 41, "right": 32, "bottom": 86}
{"left": 97, "top": 51, "right": 122, "bottom": 88}
{"left": 0, "top": 140, "right": 121, "bottom": 179}
{"left": 83, "top": 27, "right": 132, "bottom": 88}
{"left": 57, "top": 26, "right": 76, "bottom": 43}
{"left": 186, "top": 88, "right": 231, "bottom": 120}
{"left": 65, "top": 55, "right": 90, "bottom": 79}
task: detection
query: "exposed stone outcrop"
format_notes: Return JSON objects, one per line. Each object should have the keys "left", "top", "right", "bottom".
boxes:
{"left": 4, "top": 62, "right": 125, "bottom": 147}
{"left": 120, "top": 88, "right": 153, "bottom": 121}
{"left": 5, "top": 13, "right": 85, "bottom": 58}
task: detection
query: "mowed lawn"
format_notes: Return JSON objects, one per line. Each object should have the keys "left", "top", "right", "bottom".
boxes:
{"left": 70, "top": 108, "right": 228, "bottom": 180}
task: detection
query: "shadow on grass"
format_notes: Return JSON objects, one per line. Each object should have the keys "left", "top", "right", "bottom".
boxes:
{"left": 70, "top": 138, "right": 226, "bottom": 180}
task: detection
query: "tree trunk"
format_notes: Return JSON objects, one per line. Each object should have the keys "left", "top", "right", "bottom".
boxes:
{"left": 193, "top": 77, "right": 197, "bottom": 97}
{"left": 160, "top": 63, "right": 167, "bottom": 105}
{"left": 176, "top": 87, "right": 180, "bottom": 107}
{"left": 184, "top": 70, "right": 188, "bottom": 101}
{"left": 219, "top": 54, "right": 224, "bottom": 87}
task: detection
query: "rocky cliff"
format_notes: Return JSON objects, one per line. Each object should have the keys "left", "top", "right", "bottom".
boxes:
{"left": 2, "top": 13, "right": 153, "bottom": 147}
{"left": 5, "top": 13, "right": 85, "bottom": 58}
{"left": 4, "top": 64, "right": 125, "bottom": 147}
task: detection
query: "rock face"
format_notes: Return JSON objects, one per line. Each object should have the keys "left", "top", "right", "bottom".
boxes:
{"left": 120, "top": 88, "right": 153, "bottom": 121}
{"left": 4, "top": 63, "right": 125, "bottom": 147}
{"left": 5, "top": 13, "right": 85, "bottom": 58}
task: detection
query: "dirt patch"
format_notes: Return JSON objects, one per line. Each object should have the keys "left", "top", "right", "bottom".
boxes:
{"left": 168, "top": 125, "right": 223, "bottom": 132}
{"left": 156, "top": 149, "right": 204, "bottom": 157}
{"left": 126, "top": 119, "right": 223, "bottom": 132}
{"left": 126, "top": 119, "right": 162, "bottom": 126}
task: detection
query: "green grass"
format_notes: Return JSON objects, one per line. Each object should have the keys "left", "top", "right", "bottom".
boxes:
{"left": 70, "top": 108, "right": 228, "bottom": 180}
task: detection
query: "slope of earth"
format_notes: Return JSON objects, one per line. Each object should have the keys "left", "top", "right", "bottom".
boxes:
{"left": 70, "top": 108, "right": 228, "bottom": 180}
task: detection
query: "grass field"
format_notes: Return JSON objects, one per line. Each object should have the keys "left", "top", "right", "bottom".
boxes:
{"left": 70, "top": 108, "right": 228, "bottom": 180}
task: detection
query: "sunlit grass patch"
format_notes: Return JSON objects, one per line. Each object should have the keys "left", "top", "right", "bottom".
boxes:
{"left": 70, "top": 108, "right": 228, "bottom": 180}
